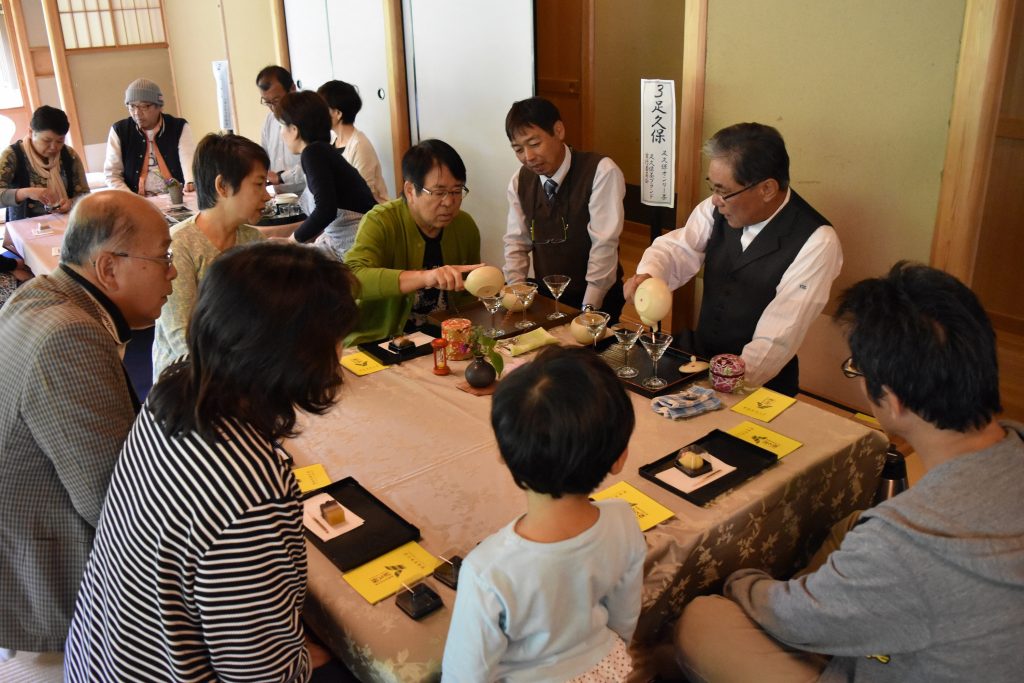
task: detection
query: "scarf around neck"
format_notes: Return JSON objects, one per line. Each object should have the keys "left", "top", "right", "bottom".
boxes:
{"left": 22, "top": 133, "right": 69, "bottom": 206}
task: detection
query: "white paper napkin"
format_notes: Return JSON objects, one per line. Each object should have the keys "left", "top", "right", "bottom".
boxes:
{"left": 303, "top": 492, "right": 365, "bottom": 541}
{"left": 655, "top": 452, "right": 736, "bottom": 494}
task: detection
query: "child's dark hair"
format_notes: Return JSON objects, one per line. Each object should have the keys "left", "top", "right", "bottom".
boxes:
{"left": 491, "top": 346, "right": 635, "bottom": 497}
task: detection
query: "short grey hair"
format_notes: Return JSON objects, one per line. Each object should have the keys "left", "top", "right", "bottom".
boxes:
{"left": 60, "top": 195, "right": 138, "bottom": 265}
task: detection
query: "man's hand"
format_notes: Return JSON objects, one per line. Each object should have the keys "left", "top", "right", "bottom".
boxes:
{"left": 55, "top": 197, "right": 73, "bottom": 214}
{"left": 424, "top": 263, "right": 483, "bottom": 291}
{"left": 184, "top": 182, "right": 195, "bottom": 193}
{"left": 623, "top": 273, "right": 652, "bottom": 303}
{"left": 267, "top": 171, "right": 282, "bottom": 185}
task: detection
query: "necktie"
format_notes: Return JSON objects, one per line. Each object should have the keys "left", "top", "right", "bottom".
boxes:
{"left": 543, "top": 178, "right": 558, "bottom": 202}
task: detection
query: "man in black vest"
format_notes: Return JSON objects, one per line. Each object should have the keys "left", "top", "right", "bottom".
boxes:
{"left": 103, "top": 78, "right": 195, "bottom": 196}
{"left": 625, "top": 123, "right": 842, "bottom": 396}
{"left": 503, "top": 97, "right": 626, "bottom": 321}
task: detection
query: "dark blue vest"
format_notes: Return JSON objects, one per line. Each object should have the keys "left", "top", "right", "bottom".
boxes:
{"left": 517, "top": 150, "right": 625, "bottom": 317}
{"left": 696, "top": 190, "right": 828, "bottom": 393}
{"left": 112, "top": 113, "right": 187, "bottom": 192}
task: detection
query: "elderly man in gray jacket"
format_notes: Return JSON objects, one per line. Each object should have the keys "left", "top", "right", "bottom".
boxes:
{"left": 0, "top": 192, "right": 175, "bottom": 656}
{"left": 675, "top": 262, "right": 1024, "bottom": 683}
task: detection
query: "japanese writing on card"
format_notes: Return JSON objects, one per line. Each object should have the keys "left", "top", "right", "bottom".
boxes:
{"left": 730, "top": 388, "right": 797, "bottom": 422}
{"left": 728, "top": 421, "right": 802, "bottom": 458}
{"left": 640, "top": 79, "right": 676, "bottom": 208}
{"left": 592, "top": 480, "right": 674, "bottom": 531}
{"left": 343, "top": 542, "right": 442, "bottom": 604}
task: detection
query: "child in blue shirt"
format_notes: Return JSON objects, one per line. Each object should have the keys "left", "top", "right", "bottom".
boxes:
{"left": 442, "top": 346, "right": 647, "bottom": 682}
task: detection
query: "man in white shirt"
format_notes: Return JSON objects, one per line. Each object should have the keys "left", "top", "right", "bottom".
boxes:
{"left": 256, "top": 65, "right": 305, "bottom": 195}
{"left": 503, "top": 97, "right": 626, "bottom": 321}
{"left": 104, "top": 78, "right": 194, "bottom": 196}
{"left": 624, "top": 123, "right": 842, "bottom": 395}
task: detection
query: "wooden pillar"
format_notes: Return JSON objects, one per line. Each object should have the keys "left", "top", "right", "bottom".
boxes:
{"left": 39, "top": 0, "right": 85, "bottom": 157}
{"left": 5, "top": 0, "right": 40, "bottom": 111}
{"left": 270, "top": 0, "right": 290, "bottom": 71}
{"left": 930, "top": 0, "right": 1016, "bottom": 283}
{"left": 668, "top": 0, "right": 708, "bottom": 334}
{"left": 383, "top": 0, "right": 411, "bottom": 186}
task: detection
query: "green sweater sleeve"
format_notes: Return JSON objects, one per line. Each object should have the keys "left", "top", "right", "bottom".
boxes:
{"left": 345, "top": 205, "right": 405, "bottom": 301}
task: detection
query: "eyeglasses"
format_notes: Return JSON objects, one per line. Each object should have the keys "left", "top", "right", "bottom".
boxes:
{"left": 529, "top": 217, "right": 569, "bottom": 245}
{"left": 841, "top": 356, "right": 864, "bottom": 379}
{"left": 109, "top": 250, "right": 174, "bottom": 268}
{"left": 127, "top": 103, "right": 157, "bottom": 114}
{"left": 260, "top": 95, "right": 283, "bottom": 108}
{"left": 706, "top": 179, "right": 763, "bottom": 201}
{"left": 417, "top": 186, "right": 469, "bottom": 200}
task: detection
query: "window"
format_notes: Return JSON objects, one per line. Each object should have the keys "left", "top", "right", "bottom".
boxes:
{"left": 57, "top": 0, "right": 165, "bottom": 50}
{"left": 0, "top": 2, "right": 23, "bottom": 108}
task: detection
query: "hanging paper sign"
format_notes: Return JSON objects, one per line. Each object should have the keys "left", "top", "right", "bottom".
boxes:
{"left": 640, "top": 79, "right": 676, "bottom": 208}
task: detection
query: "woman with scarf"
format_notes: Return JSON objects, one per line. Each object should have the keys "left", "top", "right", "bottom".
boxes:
{"left": 0, "top": 105, "right": 89, "bottom": 221}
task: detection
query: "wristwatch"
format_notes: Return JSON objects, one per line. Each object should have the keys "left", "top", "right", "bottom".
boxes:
{"left": 582, "top": 304, "right": 595, "bottom": 312}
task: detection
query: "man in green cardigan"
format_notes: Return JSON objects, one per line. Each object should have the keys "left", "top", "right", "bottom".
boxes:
{"left": 345, "top": 139, "right": 482, "bottom": 345}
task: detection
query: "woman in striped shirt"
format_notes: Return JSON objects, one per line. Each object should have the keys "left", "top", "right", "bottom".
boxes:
{"left": 65, "top": 241, "right": 358, "bottom": 682}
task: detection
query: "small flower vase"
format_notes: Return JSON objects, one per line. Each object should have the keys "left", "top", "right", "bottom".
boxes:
{"left": 464, "top": 354, "right": 496, "bottom": 388}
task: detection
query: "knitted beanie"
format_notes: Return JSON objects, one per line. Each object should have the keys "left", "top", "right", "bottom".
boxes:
{"left": 124, "top": 78, "right": 164, "bottom": 106}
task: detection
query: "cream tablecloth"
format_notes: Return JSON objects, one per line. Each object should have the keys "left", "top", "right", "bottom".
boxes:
{"left": 286, "top": 335, "right": 887, "bottom": 682}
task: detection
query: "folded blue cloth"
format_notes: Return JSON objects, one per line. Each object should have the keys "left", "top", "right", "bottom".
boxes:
{"left": 651, "top": 385, "right": 722, "bottom": 419}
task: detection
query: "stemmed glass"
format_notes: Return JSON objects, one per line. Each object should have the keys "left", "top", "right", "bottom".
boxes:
{"left": 478, "top": 290, "right": 504, "bottom": 338}
{"left": 511, "top": 282, "right": 538, "bottom": 329}
{"left": 575, "top": 311, "right": 610, "bottom": 349}
{"left": 542, "top": 274, "right": 571, "bottom": 320}
{"left": 640, "top": 332, "right": 673, "bottom": 390}
{"left": 609, "top": 322, "right": 642, "bottom": 378}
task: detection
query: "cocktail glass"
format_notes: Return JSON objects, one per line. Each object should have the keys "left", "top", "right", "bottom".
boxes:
{"left": 609, "top": 322, "right": 642, "bottom": 378}
{"left": 511, "top": 282, "right": 538, "bottom": 329}
{"left": 478, "top": 291, "right": 504, "bottom": 337}
{"left": 640, "top": 332, "right": 673, "bottom": 390}
{"left": 542, "top": 274, "right": 571, "bottom": 320}
{"left": 575, "top": 311, "right": 610, "bottom": 349}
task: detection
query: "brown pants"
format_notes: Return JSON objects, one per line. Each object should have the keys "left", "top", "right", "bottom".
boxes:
{"left": 674, "top": 511, "right": 863, "bottom": 683}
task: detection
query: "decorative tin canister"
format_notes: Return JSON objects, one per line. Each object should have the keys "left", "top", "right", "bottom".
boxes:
{"left": 709, "top": 353, "right": 746, "bottom": 393}
{"left": 441, "top": 318, "right": 473, "bottom": 361}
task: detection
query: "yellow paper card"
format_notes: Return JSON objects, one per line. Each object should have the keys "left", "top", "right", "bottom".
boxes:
{"left": 592, "top": 481, "right": 674, "bottom": 531}
{"left": 730, "top": 388, "right": 796, "bottom": 422}
{"left": 728, "top": 421, "right": 802, "bottom": 458}
{"left": 292, "top": 464, "right": 331, "bottom": 493}
{"left": 343, "top": 542, "right": 442, "bottom": 604}
{"left": 340, "top": 352, "right": 387, "bottom": 376}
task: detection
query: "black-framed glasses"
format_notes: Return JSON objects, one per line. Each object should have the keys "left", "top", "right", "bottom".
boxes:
{"left": 529, "top": 217, "right": 569, "bottom": 245}
{"left": 706, "top": 178, "right": 763, "bottom": 201}
{"left": 841, "top": 356, "right": 864, "bottom": 379}
{"left": 417, "top": 186, "right": 469, "bottom": 200}
{"left": 110, "top": 250, "right": 174, "bottom": 268}
{"left": 260, "top": 95, "right": 283, "bottom": 108}
{"left": 127, "top": 103, "right": 157, "bottom": 114}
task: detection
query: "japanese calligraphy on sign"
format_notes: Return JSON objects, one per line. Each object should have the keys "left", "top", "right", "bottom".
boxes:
{"left": 640, "top": 79, "right": 676, "bottom": 208}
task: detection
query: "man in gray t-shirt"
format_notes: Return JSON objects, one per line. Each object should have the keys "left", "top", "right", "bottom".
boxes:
{"left": 675, "top": 262, "right": 1024, "bottom": 683}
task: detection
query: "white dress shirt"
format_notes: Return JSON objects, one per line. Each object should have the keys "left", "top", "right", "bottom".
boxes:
{"left": 636, "top": 190, "right": 843, "bottom": 387}
{"left": 103, "top": 119, "right": 194, "bottom": 193}
{"left": 261, "top": 110, "right": 305, "bottom": 192}
{"left": 504, "top": 145, "right": 625, "bottom": 308}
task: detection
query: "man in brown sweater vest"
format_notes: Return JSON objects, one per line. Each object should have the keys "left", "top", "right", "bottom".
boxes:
{"left": 502, "top": 97, "right": 626, "bottom": 321}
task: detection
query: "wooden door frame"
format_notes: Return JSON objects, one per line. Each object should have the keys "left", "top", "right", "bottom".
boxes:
{"left": 930, "top": 0, "right": 1017, "bottom": 283}
{"left": 667, "top": 0, "right": 708, "bottom": 333}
